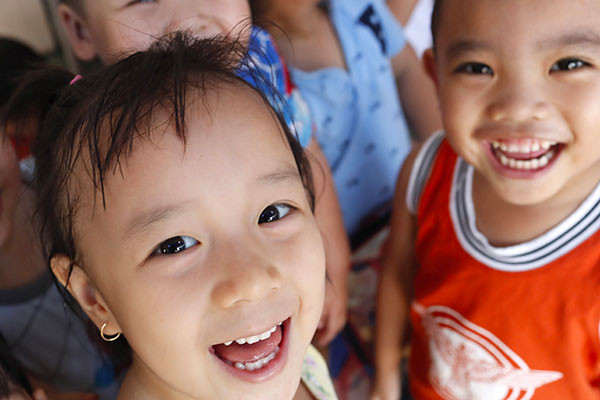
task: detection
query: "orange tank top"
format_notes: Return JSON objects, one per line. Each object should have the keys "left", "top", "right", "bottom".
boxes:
{"left": 406, "top": 132, "right": 600, "bottom": 399}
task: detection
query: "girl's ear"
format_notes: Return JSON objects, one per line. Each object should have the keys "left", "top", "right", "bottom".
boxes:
{"left": 51, "top": 254, "right": 122, "bottom": 337}
{"left": 422, "top": 48, "right": 439, "bottom": 89}
{"left": 57, "top": 3, "right": 98, "bottom": 62}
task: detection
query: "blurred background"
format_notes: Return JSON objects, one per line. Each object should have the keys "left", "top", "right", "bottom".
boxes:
{"left": 0, "top": 0, "right": 77, "bottom": 69}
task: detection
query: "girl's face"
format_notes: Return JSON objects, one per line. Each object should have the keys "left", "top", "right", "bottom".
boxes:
{"left": 65, "top": 0, "right": 251, "bottom": 63}
{"left": 64, "top": 85, "right": 325, "bottom": 399}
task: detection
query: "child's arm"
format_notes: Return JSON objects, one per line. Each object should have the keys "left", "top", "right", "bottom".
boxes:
{"left": 392, "top": 44, "right": 442, "bottom": 142}
{"left": 371, "top": 149, "right": 419, "bottom": 400}
{"left": 306, "top": 138, "right": 351, "bottom": 346}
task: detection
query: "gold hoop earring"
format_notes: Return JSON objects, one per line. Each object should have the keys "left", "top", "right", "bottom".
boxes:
{"left": 100, "top": 322, "right": 121, "bottom": 342}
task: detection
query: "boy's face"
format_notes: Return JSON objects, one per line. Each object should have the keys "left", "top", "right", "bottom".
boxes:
{"left": 61, "top": 0, "right": 251, "bottom": 63}
{"left": 426, "top": 0, "right": 600, "bottom": 206}
{"left": 64, "top": 85, "right": 325, "bottom": 398}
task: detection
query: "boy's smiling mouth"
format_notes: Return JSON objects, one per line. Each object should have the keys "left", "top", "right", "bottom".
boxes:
{"left": 487, "top": 138, "right": 563, "bottom": 174}
{"left": 211, "top": 318, "right": 290, "bottom": 382}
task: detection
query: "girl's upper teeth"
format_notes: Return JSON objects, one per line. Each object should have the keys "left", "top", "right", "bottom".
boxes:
{"left": 224, "top": 325, "right": 278, "bottom": 346}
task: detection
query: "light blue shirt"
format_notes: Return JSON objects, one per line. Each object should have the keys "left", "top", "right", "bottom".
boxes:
{"left": 291, "top": 0, "right": 412, "bottom": 236}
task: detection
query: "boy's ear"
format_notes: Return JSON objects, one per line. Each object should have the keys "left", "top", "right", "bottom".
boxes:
{"left": 51, "top": 254, "right": 122, "bottom": 337}
{"left": 422, "top": 48, "right": 439, "bottom": 89}
{"left": 57, "top": 3, "right": 98, "bottom": 62}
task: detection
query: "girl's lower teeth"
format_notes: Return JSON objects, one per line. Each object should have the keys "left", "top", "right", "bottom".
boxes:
{"left": 498, "top": 150, "right": 554, "bottom": 170}
{"left": 232, "top": 346, "right": 280, "bottom": 371}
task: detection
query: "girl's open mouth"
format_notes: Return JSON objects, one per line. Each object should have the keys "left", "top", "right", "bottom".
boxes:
{"left": 211, "top": 318, "right": 291, "bottom": 382}
{"left": 487, "top": 139, "right": 563, "bottom": 176}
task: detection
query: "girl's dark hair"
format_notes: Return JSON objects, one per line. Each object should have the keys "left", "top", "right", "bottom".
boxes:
{"left": 3, "top": 31, "right": 313, "bottom": 293}
{"left": 0, "top": 331, "right": 33, "bottom": 396}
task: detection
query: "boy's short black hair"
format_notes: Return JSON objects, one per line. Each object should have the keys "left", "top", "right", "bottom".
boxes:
{"left": 431, "top": 0, "right": 443, "bottom": 49}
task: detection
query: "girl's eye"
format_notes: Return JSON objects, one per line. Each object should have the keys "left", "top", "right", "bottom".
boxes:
{"left": 550, "top": 58, "right": 590, "bottom": 72}
{"left": 258, "top": 204, "right": 292, "bottom": 224}
{"left": 154, "top": 236, "right": 198, "bottom": 255}
{"left": 456, "top": 62, "right": 494, "bottom": 76}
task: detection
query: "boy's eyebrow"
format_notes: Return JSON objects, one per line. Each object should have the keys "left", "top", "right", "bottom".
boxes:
{"left": 446, "top": 40, "right": 492, "bottom": 59}
{"left": 537, "top": 30, "right": 600, "bottom": 51}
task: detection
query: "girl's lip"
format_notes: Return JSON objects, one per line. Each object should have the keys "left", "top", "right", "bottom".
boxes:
{"left": 211, "top": 317, "right": 291, "bottom": 383}
{"left": 482, "top": 140, "right": 562, "bottom": 179}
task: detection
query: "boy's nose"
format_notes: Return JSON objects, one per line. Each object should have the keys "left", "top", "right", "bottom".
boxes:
{"left": 210, "top": 248, "right": 283, "bottom": 309}
{"left": 486, "top": 79, "right": 551, "bottom": 123}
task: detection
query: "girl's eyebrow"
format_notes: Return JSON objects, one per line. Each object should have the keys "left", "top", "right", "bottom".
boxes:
{"left": 256, "top": 168, "right": 302, "bottom": 186}
{"left": 123, "top": 169, "right": 301, "bottom": 238}
{"left": 124, "top": 202, "right": 193, "bottom": 238}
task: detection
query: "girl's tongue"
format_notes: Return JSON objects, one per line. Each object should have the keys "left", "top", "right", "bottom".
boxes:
{"left": 213, "top": 326, "right": 282, "bottom": 364}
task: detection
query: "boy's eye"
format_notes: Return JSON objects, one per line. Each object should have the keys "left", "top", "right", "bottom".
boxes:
{"left": 154, "top": 236, "right": 198, "bottom": 255}
{"left": 258, "top": 204, "right": 292, "bottom": 224}
{"left": 456, "top": 62, "right": 494, "bottom": 76}
{"left": 550, "top": 58, "right": 590, "bottom": 72}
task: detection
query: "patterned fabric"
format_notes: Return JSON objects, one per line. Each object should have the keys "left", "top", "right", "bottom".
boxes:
{"left": 290, "top": 0, "right": 412, "bottom": 235}
{"left": 0, "top": 272, "right": 123, "bottom": 399}
{"left": 406, "top": 134, "right": 600, "bottom": 399}
{"left": 241, "top": 27, "right": 313, "bottom": 148}
{"left": 302, "top": 345, "right": 339, "bottom": 399}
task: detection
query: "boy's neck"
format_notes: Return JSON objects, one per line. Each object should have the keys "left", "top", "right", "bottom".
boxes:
{"left": 471, "top": 167, "right": 600, "bottom": 247}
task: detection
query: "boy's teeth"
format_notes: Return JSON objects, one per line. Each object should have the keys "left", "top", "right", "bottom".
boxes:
{"left": 491, "top": 139, "right": 557, "bottom": 155}
{"left": 233, "top": 346, "right": 280, "bottom": 371}
{"left": 498, "top": 150, "right": 555, "bottom": 170}
{"left": 225, "top": 325, "right": 278, "bottom": 346}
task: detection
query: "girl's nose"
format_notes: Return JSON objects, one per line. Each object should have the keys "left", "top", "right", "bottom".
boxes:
{"left": 486, "top": 78, "right": 551, "bottom": 123}
{"left": 210, "top": 251, "right": 283, "bottom": 309}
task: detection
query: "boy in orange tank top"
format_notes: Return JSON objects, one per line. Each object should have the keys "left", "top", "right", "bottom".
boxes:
{"left": 373, "top": 0, "right": 600, "bottom": 399}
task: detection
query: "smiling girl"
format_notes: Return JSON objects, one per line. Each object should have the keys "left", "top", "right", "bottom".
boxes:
{"left": 7, "top": 34, "right": 337, "bottom": 399}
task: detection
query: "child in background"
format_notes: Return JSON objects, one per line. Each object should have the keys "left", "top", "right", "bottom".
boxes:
{"left": 250, "top": 0, "right": 442, "bottom": 240}
{"left": 56, "top": 0, "right": 351, "bottom": 346}
{"left": 375, "top": 0, "right": 600, "bottom": 398}
{"left": 0, "top": 38, "right": 121, "bottom": 399}
{"left": 7, "top": 34, "right": 338, "bottom": 399}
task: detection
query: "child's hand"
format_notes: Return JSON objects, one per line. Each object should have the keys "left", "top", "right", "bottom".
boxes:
{"left": 315, "top": 279, "right": 348, "bottom": 346}
{"left": 370, "top": 369, "right": 401, "bottom": 400}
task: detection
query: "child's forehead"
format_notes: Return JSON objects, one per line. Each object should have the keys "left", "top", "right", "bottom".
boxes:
{"left": 436, "top": 0, "right": 600, "bottom": 54}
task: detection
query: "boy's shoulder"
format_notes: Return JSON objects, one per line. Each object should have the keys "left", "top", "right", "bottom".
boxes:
{"left": 406, "top": 131, "right": 448, "bottom": 214}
